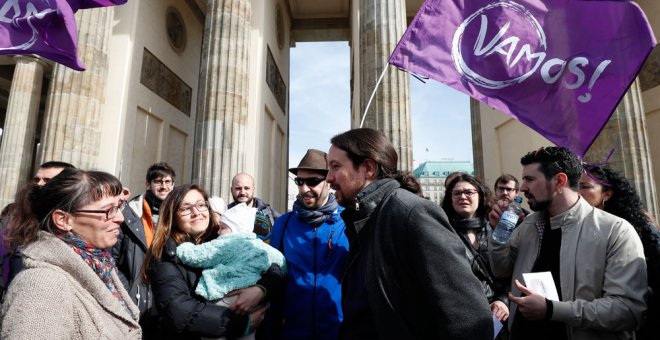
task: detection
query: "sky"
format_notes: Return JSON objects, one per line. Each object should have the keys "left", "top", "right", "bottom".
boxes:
{"left": 288, "top": 41, "right": 474, "bottom": 172}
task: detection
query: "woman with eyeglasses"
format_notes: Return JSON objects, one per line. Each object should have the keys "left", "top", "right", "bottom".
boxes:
{"left": 141, "top": 184, "right": 284, "bottom": 339}
{"left": 0, "top": 168, "right": 141, "bottom": 339}
{"left": 441, "top": 174, "right": 511, "bottom": 336}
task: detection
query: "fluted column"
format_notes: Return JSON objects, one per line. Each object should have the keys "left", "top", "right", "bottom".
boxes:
{"left": 193, "top": 0, "right": 251, "bottom": 198}
{"left": 0, "top": 56, "right": 47, "bottom": 208}
{"left": 585, "top": 79, "right": 658, "bottom": 219}
{"left": 39, "top": 8, "right": 112, "bottom": 169}
{"left": 355, "top": 0, "right": 412, "bottom": 172}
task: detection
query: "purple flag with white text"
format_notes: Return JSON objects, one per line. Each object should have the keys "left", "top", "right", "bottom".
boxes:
{"left": 0, "top": 0, "right": 127, "bottom": 71}
{"left": 389, "top": 0, "right": 656, "bottom": 157}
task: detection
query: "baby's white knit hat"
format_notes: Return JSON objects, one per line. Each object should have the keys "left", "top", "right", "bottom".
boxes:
{"left": 220, "top": 203, "right": 256, "bottom": 234}
{"left": 208, "top": 196, "right": 227, "bottom": 215}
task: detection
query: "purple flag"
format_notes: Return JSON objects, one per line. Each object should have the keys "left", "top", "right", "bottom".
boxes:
{"left": 0, "top": 0, "right": 127, "bottom": 71}
{"left": 69, "top": 0, "right": 127, "bottom": 11}
{"left": 389, "top": 0, "right": 656, "bottom": 157}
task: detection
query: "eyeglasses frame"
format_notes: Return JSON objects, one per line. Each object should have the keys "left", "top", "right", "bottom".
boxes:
{"left": 72, "top": 200, "right": 127, "bottom": 220}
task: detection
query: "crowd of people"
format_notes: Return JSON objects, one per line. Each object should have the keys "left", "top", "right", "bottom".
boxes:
{"left": 0, "top": 128, "right": 658, "bottom": 340}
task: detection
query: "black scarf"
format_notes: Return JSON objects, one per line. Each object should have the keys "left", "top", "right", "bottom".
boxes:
{"left": 145, "top": 190, "right": 163, "bottom": 216}
{"left": 452, "top": 217, "right": 485, "bottom": 232}
{"left": 293, "top": 193, "right": 338, "bottom": 226}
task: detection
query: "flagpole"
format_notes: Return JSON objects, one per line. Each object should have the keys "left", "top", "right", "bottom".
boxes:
{"left": 359, "top": 63, "right": 390, "bottom": 128}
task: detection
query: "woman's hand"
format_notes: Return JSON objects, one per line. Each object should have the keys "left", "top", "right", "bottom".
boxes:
{"left": 226, "top": 286, "right": 265, "bottom": 315}
{"left": 490, "top": 300, "right": 510, "bottom": 322}
{"left": 248, "top": 305, "right": 269, "bottom": 333}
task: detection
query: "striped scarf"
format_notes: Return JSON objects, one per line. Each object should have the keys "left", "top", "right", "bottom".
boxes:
{"left": 62, "top": 232, "right": 126, "bottom": 306}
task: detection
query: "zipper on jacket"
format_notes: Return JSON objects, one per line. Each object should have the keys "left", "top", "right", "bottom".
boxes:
{"left": 325, "top": 230, "right": 334, "bottom": 259}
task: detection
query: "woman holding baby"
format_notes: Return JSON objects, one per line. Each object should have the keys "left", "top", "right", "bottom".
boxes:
{"left": 141, "top": 184, "right": 284, "bottom": 339}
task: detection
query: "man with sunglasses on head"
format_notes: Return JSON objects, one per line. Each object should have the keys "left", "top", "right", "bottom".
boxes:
{"left": 264, "top": 149, "right": 348, "bottom": 340}
{"left": 229, "top": 172, "right": 280, "bottom": 243}
{"left": 489, "top": 147, "right": 647, "bottom": 340}
{"left": 112, "top": 162, "right": 176, "bottom": 339}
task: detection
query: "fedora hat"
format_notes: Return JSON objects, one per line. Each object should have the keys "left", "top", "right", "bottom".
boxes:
{"left": 289, "top": 149, "right": 328, "bottom": 175}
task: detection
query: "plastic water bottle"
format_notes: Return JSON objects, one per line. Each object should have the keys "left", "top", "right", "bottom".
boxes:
{"left": 492, "top": 196, "right": 523, "bottom": 244}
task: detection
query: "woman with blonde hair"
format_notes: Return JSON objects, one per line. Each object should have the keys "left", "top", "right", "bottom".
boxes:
{"left": 141, "top": 184, "right": 284, "bottom": 339}
{"left": 0, "top": 168, "right": 141, "bottom": 339}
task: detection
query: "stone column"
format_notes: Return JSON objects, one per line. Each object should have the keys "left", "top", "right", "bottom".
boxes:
{"left": 470, "top": 98, "right": 485, "bottom": 181}
{"left": 193, "top": 0, "right": 251, "bottom": 198}
{"left": 355, "top": 0, "right": 412, "bottom": 172}
{"left": 0, "top": 56, "right": 47, "bottom": 208}
{"left": 584, "top": 79, "right": 658, "bottom": 219}
{"left": 39, "top": 7, "right": 112, "bottom": 169}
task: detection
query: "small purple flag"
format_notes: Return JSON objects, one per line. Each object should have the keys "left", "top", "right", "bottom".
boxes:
{"left": 389, "top": 0, "right": 656, "bottom": 157}
{"left": 0, "top": 0, "right": 127, "bottom": 71}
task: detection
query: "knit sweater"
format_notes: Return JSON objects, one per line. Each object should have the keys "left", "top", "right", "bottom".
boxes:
{"left": 0, "top": 231, "right": 141, "bottom": 340}
{"left": 176, "top": 232, "right": 286, "bottom": 300}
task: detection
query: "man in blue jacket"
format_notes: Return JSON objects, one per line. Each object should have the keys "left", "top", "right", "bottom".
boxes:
{"left": 267, "top": 149, "right": 349, "bottom": 340}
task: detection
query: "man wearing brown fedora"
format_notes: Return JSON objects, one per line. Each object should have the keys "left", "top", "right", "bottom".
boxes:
{"left": 264, "top": 149, "right": 349, "bottom": 340}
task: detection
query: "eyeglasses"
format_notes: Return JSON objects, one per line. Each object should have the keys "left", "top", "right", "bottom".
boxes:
{"left": 496, "top": 186, "right": 517, "bottom": 193}
{"left": 451, "top": 190, "right": 478, "bottom": 198}
{"left": 294, "top": 177, "right": 326, "bottom": 187}
{"left": 152, "top": 179, "right": 174, "bottom": 187}
{"left": 73, "top": 200, "right": 126, "bottom": 220}
{"left": 177, "top": 200, "right": 209, "bottom": 216}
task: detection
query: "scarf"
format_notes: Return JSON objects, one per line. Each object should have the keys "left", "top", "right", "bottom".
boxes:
{"left": 61, "top": 232, "right": 126, "bottom": 306}
{"left": 143, "top": 190, "right": 163, "bottom": 247}
{"left": 145, "top": 190, "right": 163, "bottom": 216}
{"left": 293, "top": 193, "right": 338, "bottom": 226}
{"left": 452, "top": 217, "right": 486, "bottom": 232}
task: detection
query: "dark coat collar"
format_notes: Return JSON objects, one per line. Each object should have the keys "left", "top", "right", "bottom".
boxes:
{"left": 341, "top": 178, "right": 399, "bottom": 235}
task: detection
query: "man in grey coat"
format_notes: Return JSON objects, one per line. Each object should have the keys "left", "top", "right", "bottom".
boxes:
{"left": 488, "top": 147, "right": 647, "bottom": 340}
{"left": 326, "top": 128, "right": 492, "bottom": 339}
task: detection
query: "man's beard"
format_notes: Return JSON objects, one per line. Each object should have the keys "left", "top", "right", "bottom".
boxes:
{"left": 234, "top": 195, "right": 253, "bottom": 206}
{"left": 528, "top": 197, "right": 551, "bottom": 211}
{"left": 300, "top": 190, "right": 328, "bottom": 210}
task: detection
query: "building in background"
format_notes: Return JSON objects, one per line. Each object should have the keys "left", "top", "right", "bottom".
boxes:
{"left": 413, "top": 160, "right": 474, "bottom": 205}
{"left": 0, "top": 0, "right": 425, "bottom": 211}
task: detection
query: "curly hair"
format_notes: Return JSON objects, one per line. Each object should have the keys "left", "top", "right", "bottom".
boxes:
{"left": 521, "top": 146, "right": 582, "bottom": 190}
{"left": 583, "top": 165, "right": 652, "bottom": 234}
{"left": 441, "top": 174, "right": 494, "bottom": 220}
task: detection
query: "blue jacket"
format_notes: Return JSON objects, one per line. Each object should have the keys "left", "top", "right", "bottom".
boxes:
{"left": 268, "top": 205, "right": 348, "bottom": 340}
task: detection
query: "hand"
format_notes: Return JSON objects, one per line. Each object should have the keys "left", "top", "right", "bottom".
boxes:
{"left": 489, "top": 200, "right": 506, "bottom": 227}
{"left": 226, "top": 286, "right": 265, "bottom": 315}
{"left": 508, "top": 279, "right": 547, "bottom": 320}
{"left": 248, "top": 304, "right": 268, "bottom": 333}
{"left": 490, "top": 300, "right": 510, "bottom": 322}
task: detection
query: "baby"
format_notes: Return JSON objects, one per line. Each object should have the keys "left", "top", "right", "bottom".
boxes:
{"left": 176, "top": 203, "right": 286, "bottom": 340}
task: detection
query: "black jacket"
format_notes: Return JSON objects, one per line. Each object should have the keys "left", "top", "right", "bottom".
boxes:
{"left": 112, "top": 201, "right": 159, "bottom": 338}
{"left": 150, "top": 237, "right": 285, "bottom": 339}
{"left": 453, "top": 218, "right": 510, "bottom": 305}
{"left": 338, "top": 179, "right": 493, "bottom": 340}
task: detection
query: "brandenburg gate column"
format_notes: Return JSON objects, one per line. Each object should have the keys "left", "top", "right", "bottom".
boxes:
{"left": 0, "top": 56, "right": 47, "bottom": 208}
{"left": 39, "top": 8, "right": 113, "bottom": 169}
{"left": 584, "top": 79, "right": 658, "bottom": 219}
{"left": 353, "top": 0, "right": 413, "bottom": 172}
{"left": 193, "top": 0, "right": 251, "bottom": 198}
